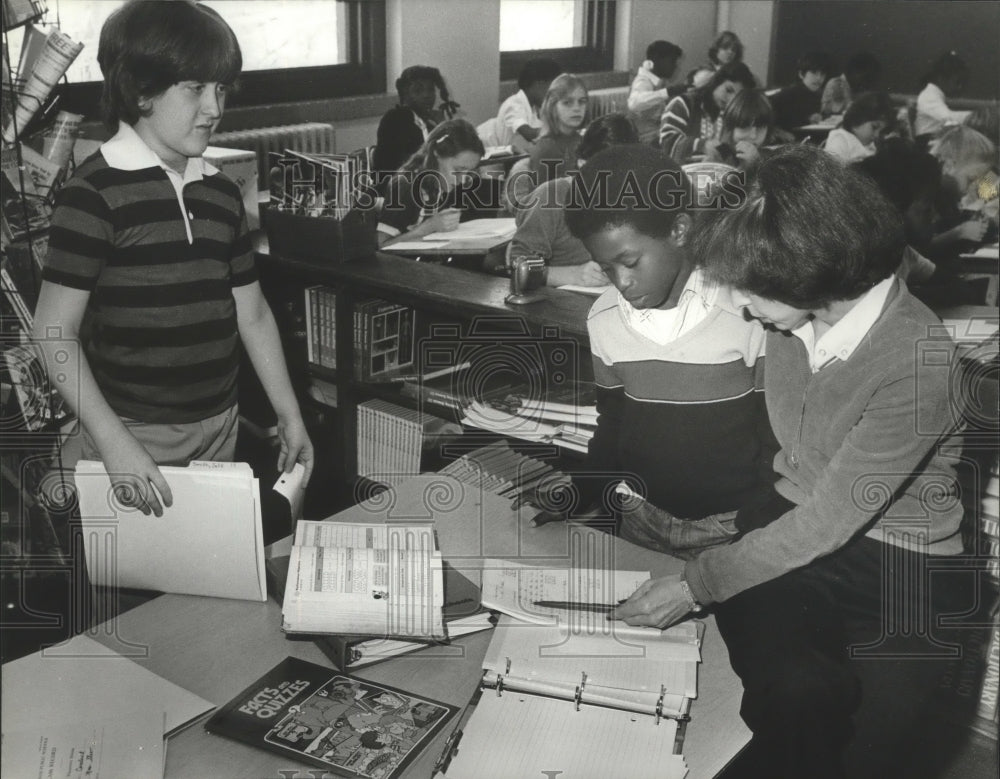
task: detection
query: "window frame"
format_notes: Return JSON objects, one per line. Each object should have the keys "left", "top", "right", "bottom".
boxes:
{"left": 499, "top": 0, "right": 616, "bottom": 80}
{"left": 52, "top": 0, "right": 386, "bottom": 122}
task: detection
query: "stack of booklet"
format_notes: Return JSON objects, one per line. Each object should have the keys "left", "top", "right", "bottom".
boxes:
{"left": 435, "top": 560, "right": 698, "bottom": 778}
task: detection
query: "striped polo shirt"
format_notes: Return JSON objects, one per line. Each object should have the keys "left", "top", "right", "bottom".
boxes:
{"left": 42, "top": 123, "right": 257, "bottom": 423}
{"left": 582, "top": 280, "right": 772, "bottom": 519}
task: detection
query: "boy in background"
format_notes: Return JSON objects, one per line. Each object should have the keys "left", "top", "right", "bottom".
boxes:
{"left": 492, "top": 58, "right": 562, "bottom": 150}
{"left": 532, "top": 145, "right": 778, "bottom": 560}
{"left": 627, "top": 40, "right": 684, "bottom": 145}
{"left": 33, "top": 0, "right": 313, "bottom": 515}
{"left": 772, "top": 51, "right": 834, "bottom": 131}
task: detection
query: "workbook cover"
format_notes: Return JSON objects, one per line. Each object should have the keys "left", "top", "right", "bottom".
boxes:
{"left": 205, "top": 657, "right": 457, "bottom": 779}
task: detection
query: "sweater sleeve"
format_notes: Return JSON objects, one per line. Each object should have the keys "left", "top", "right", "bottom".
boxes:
{"left": 628, "top": 75, "right": 668, "bottom": 113}
{"left": 659, "top": 95, "right": 698, "bottom": 162}
{"left": 684, "top": 337, "right": 959, "bottom": 605}
{"left": 511, "top": 182, "right": 561, "bottom": 262}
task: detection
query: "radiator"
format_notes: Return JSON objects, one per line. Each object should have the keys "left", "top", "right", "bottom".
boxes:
{"left": 587, "top": 86, "right": 630, "bottom": 121}
{"left": 210, "top": 122, "right": 337, "bottom": 187}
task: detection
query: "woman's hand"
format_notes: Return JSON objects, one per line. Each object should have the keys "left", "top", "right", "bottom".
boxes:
{"left": 277, "top": 414, "right": 314, "bottom": 486}
{"left": 421, "top": 208, "right": 461, "bottom": 235}
{"left": 100, "top": 431, "right": 173, "bottom": 517}
{"left": 611, "top": 575, "right": 693, "bottom": 629}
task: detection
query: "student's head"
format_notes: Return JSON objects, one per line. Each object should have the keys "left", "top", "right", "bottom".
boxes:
{"left": 518, "top": 58, "right": 563, "bottom": 107}
{"left": 922, "top": 51, "right": 969, "bottom": 95}
{"left": 934, "top": 125, "right": 998, "bottom": 192}
{"left": 796, "top": 52, "right": 833, "bottom": 92}
{"left": 700, "top": 62, "right": 756, "bottom": 116}
{"left": 843, "top": 91, "right": 893, "bottom": 146}
{"left": 694, "top": 145, "right": 904, "bottom": 322}
{"left": 400, "top": 118, "right": 484, "bottom": 191}
{"left": 395, "top": 65, "right": 446, "bottom": 116}
{"left": 721, "top": 89, "right": 774, "bottom": 149}
{"left": 98, "top": 0, "right": 242, "bottom": 142}
{"left": 565, "top": 145, "right": 693, "bottom": 310}
{"left": 540, "top": 74, "right": 589, "bottom": 136}
{"left": 844, "top": 52, "right": 881, "bottom": 92}
{"left": 709, "top": 31, "right": 744, "bottom": 67}
{"left": 646, "top": 40, "right": 683, "bottom": 81}
{"left": 577, "top": 113, "right": 639, "bottom": 164}
{"left": 856, "top": 138, "right": 942, "bottom": 248}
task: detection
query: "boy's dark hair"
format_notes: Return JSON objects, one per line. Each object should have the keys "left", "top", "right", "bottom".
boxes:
{"left": 844, "top": 52, "right": 881, "bottom": 91}
{"left": 855, "top": 138, "right": 941, "bottom": 215}
{"left": 399, "top": 118, "right": 484, "bottom": 174}
{"left": 395, "top": 65, "right": 457, "bottom": 116}
{"left": 565, "top": 144, "right": 692, "bottom": 241}
{"left": 697, "top": 62, "right": 756, "bottom": 116}
{"left": 646, "top": 40, "right": 683, "bottom": 63}
{"left": 920, "top": 51, "right": 969, "bottom": 90}
{"left": 708, "top": 31, "right": 743, "bottom": 66}
{"left": 577, "top": 113, "right": 639, "bottom": 161}
{"left": 796, "top": 51, "right": 834, "bottom": 77}
{"left": 518, "top": 58, "right": 563, "bottom": 91}
{"left": 98, "top": 0, "right": 242, "bottom": 129}
{"left": 843, "top": 90, "right": 893, "bottom": 131}
{"left": 693, "top": 145, "right": 904, "bottom": 309}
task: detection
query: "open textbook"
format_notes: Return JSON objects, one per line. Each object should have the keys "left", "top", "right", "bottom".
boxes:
{"left": 74, "top": 460, "right": 265, "bottom": 601}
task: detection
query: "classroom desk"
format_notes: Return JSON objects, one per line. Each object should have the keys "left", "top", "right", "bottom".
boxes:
{"left": 380, "top": 233, "right": 512, "bottom": 271}
{"left": 959, "top": 243, "right": 999, "bottom": 306}
{"left": 83, "top": 501, "right": 750, "bottom": 778}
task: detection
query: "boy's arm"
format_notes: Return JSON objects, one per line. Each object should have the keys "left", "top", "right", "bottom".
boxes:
{"left": 31, "top": 282, "right": 173, "bottom": 516}
{"left": 232, "top": 281, "right": 314, "bottom": 485}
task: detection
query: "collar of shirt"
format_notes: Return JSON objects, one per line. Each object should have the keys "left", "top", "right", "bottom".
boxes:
{"left": 619, "top": 267, "right": 719, "bottom": 345}
{"left": 792, "top": 275, "right": 894, "bottom": 372}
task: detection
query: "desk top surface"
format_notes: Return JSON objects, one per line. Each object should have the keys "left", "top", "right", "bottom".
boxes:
{"left": 259, "top": 250, "right": 595, "bottom": 339}
{"left": 72, "top": 492, "right": 749, "bottom": 779}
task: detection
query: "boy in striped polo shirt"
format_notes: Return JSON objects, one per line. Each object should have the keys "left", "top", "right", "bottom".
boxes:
{"left": 33, "top": 0, "right": 312, "bottom": 516}
{"left": 535, "top": 144, "right": 778, "bottom": 563}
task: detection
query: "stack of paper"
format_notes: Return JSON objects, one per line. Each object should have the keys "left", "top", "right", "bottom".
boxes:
{"left": 422, "top": 217, "right": 516, "bottom": 242}
{"left": 74, "top": 460, "right": 265, "bottom": 601}
{"left": 1, "top": 634, "right": 214, "bottom": 778}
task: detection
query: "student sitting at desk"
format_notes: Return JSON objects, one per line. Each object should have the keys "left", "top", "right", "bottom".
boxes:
{"left": 708, "top": 89, "right": 793, "bottom": 173}
{"left": 614, "top": 146, "right": 971, "bottom": 778}
{"left": 627, "top": 40, "right": 684, "bottom": 145}
{"left": 822, "top": 91, "right": 892, "bottom": 163}
{"left": 529, "top": 73, "right": 589, "bottom": 190}
{"left": 32, "top": 0, "right": 313, "bottom": 516}
{"left": 372, "top": 65, "right": 458, "bottom": 183}
{"left": 483, "top": 58, "right": 562, "bottom": 151}
{"left": 529, "top": 144, "right": 777, "bottom": 562}
{"left": 770, "top": 51, "right": 834, "bottom": 132}
{"left": 915, "top": 51, "right": 971, "bottom": 143}
{"left": 659, "top": 62, "right": 756, "bottom": 164}
{"left": 376, "top": 119, "right": 484, "bottom": 248}
{"left": 821, "top": 51, "right": 881, "bottom": 117}
{"left": 509, "top": 113, "right": 638, "bottom": 288}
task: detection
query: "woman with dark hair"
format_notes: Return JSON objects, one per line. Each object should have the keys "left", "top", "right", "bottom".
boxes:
{"left": 658, "top": 61, "right": 756, "bottom": 162}
{"left": 613, "top": 145, "right": 971, "bottom": 777}
{"left": 372, "top": 65, "right": 459, "bottom": 180}
{"left": 689, "top": 30, "right": 745, "bottom": 89}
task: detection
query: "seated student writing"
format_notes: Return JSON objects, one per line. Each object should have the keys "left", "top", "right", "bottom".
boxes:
{"left": 376, "top": 119, "right": 484, "bottom": 248}
{"left": 529, "top": 73, "right": 589, "bottom": 190}
{"left": 770, "top": 51, "right": 834, "bottom": 131}
{"left": 529, "top": 144, "right": 777, "bottom": 562}
{"left": 32, "top": 0, "right": 313, "bottom": 516}
{"left": 823, "top": 90, "right": 893, "bottom": 163}
{"left": 659, "top": 62, "right": 756, "bottom": 163}
{"left": 509, "top": 113, "right": 638, "bottom": 289}
{"left": 708, "top": 89, "right": 793, "bottom": 173}
{"left": 821, "top": 51, "right": 881, "bottom": 117}
{"left": 372, "top": 65, "right": 458, "bottom": 183}
{"left": 614, "top": 146, "right": 971, "bottom": 778}
{"left": 487, "top": 58, "right": 562, "bottom": 151}
{"left": 627, "top": 40, "right": 684, "bottom": 145}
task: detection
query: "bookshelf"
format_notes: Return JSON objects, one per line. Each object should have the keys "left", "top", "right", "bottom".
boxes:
{"left": 255, "top": 249, "right": 595, "bottom": 486}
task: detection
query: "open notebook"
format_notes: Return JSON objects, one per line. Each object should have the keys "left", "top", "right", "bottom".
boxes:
{"left": 74, "top": 460, "right": 265, "bottom": 601}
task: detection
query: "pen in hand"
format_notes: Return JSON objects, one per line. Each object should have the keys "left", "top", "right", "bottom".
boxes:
{"left": 533, "top": 599, "right": 627, "bottom": 613}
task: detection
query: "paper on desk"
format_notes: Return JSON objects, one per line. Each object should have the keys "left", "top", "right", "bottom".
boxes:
{"left": 423, "top": 217, "right": 516, "bottom": 242}
{"left": 273, "top": 462, "right": 305, "bottom": 520}
{"left": 75, "top": 460, "right": 265, "bottom": 601}
{"left": 1, "top": 710, "right": 166, "bottom": 779}
{"left": 557, "top": 283, "right": 614, "bottom": 296}
{"left": 384, "top": 240, "right": 449, "bottom": 251}
{"left": 1, "top": 634, "right": 214, "bottom": 737}
{"left": 970, "top": 243, "right": 999, "bottom": 259}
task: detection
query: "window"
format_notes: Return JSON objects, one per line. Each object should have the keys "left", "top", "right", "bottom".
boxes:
{"left": 499, "top": 0, "right": 616, "bottom": 80}
{"left": 26, "top": 0, "right": 385, "bottom": 120}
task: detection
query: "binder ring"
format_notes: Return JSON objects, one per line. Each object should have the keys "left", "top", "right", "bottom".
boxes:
{"left": 573, "top": 685, "right": 582, "bottom": 711}
{"left": 496, "top": 675, "right": 504, "bottom": 697}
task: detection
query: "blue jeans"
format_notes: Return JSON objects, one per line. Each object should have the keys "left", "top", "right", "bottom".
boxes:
{"left": 617, "top": 494, "right": 738, "bottom": 561}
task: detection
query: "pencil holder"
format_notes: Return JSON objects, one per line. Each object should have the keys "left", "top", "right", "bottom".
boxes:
{"left": 263, "top": 205, "right": 378, "bottom": 264}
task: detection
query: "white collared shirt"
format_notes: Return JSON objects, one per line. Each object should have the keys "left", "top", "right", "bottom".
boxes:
{"left": 496, "top": 89, "right": 542, "bottom": 147}
{"left": 101, "top": 122, "right": 219, "bottom": 244}
{"left": 619, "top": 268, "right": 719, "bottom": 345}
{"left": 915, "top": 82, "right": 971, "bottom": 137}
{"left": 791, "top": 276, "right": 894, "bottom": 372}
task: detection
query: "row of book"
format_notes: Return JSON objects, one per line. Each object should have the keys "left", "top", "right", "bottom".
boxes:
{"left": 304, "top": 285, "right": 416, "bottom": 380}
{"left": 268, "top": 147, "right": 369, "bottom": 220}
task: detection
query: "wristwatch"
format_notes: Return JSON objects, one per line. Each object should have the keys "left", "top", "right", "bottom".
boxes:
{"left": 678, "top": 577, "right": 703, "bottom": 613}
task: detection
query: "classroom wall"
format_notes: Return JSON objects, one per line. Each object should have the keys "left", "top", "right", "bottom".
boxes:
{"left": 620, "top": 0, "right": 719, "bottom": 84}
{"left": 725, "top": 1, "right": 775, "bottom": 87}
{"left": 771, "top": 0, "right": 1000, "bottom": 99}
